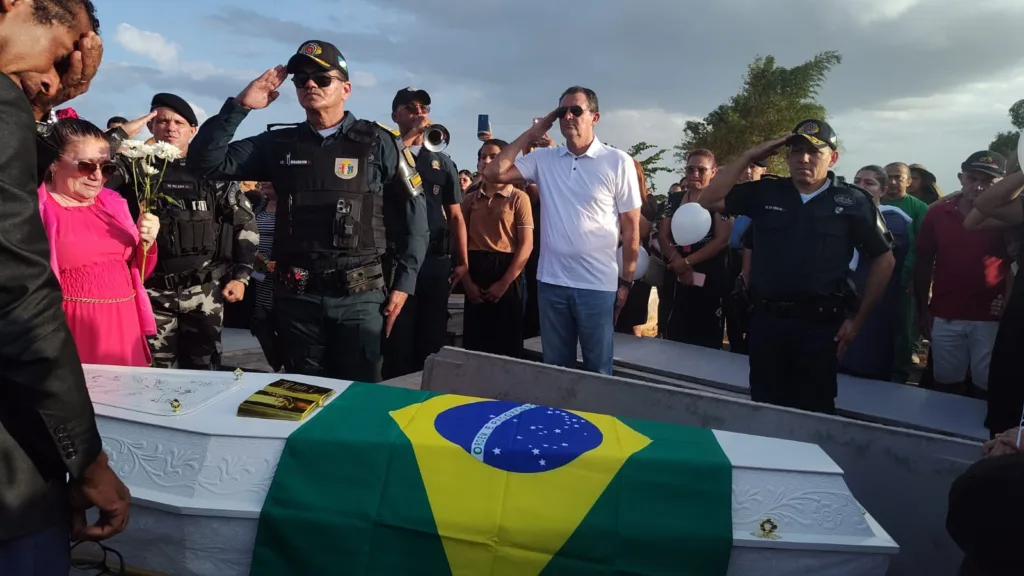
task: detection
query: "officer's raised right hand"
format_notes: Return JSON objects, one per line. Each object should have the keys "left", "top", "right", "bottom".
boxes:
{"left": 235, "top": 66, "right": 288, "bottom": 110}
{"left": 527, "top": 110, "right": 559, "bottom": 141}
{"left": 120, "top": 111, "right": 158, "bottom": 139}
{"left": 743, "top": 136, "right": 790, "bottom": 165}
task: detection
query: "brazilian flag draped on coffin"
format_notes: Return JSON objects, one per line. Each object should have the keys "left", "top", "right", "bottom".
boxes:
{"left": 250, "top": 383, "right": 733, "bottom": 575}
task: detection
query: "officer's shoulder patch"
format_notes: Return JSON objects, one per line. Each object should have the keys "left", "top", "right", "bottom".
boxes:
{"left": 840, "top": 182, "right": 874, "bottom": 205}
{"left": 374, "top": 121, "right": 401, "bottom": 138}
{"left": 833, "top": 193, "right": 855, "bottom": 207}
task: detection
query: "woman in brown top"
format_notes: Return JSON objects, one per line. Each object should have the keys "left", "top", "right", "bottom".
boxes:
{"left": 460, "top": 139, "right": 535, "bottom": 357}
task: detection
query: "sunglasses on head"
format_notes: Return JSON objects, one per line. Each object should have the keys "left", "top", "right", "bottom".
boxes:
{"left": 555, "top": 105, "right": 586, "bottom": 119}
{"left": 62, "top": 154, "right": 116, "bottom": 178}
{"left": 291, "top": 72, "right": 340, "bottom": 88}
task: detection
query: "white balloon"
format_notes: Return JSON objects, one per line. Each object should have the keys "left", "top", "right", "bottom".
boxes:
{"left": 671, "top": 203, "right": 713, "bottom": 246}
{"left": 617, "top": 246, "right": 649, "bottom": 280}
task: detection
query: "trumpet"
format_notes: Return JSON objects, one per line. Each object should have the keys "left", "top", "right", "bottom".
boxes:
{"left": 423, "top": 124, "right": 450, "bottom": 152}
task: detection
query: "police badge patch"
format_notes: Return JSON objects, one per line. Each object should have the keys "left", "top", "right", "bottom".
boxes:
{"left": 833, "top": 194, "right": 855, "bottom": 207}
{"left": 335, "top": 158, "right": 358, "bottom": 180}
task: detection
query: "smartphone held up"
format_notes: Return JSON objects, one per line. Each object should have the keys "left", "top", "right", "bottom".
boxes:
{"left": 477, "top": 114, "right": 490, "bottom": 141}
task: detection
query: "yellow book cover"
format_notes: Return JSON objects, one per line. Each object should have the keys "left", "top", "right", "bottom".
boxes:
{"left": 263, "top": 379, "right": 336, "bottom": 406}
{"left": 237, "top": 390, "right": 318, "bottom": 421}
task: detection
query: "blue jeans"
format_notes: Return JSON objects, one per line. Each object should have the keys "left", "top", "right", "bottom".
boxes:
{"left": 537, "top": 281, "right": 616, "bottom": 375}
{"left": 0, "top": 523, "right": 69, "bottom": 576}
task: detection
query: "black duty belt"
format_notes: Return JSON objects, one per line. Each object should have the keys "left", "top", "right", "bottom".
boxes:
{"left": 146, "top": 267, "right": 221, "bottom": 292}
{"left": 278, "top": 261, "right": 385, "bottom": 296}
{"left": 752, "top": 296, "right": 845, "bottom": 322}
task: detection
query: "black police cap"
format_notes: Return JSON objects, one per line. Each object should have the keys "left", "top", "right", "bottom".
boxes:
{"left": 392, "top": 87, "right": 431, "bottom": 112}
{"left": 150, "top": 93, "right": 197, "bottom": 127}
{"left": 287, "top": 40, "right": 349, "bottom": 80}
{"left": 961, "top": 151, "right": 1006, "bottom": 178}
{"left": 786, "top": 119, "right": 838, "bottom": 151}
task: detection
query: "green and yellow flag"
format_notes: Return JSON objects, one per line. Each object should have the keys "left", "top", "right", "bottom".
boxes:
{"left": 250, "top": 383, "right": 733, "bottom": 575}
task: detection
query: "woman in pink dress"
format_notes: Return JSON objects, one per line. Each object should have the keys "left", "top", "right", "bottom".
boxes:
{"left": 37, "top": 118, "right": 160, "bottom": 366}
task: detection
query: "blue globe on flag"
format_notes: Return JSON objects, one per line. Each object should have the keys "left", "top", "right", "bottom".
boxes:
{"left": 433, "top": 400, "right": 603, "bottom": 473}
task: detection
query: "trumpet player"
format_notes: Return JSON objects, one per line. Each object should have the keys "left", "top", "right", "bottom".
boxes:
{"left": 383, "top": 87, "right": 469, "bottom": 378}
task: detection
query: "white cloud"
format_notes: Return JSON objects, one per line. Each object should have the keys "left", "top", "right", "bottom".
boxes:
{"left": 832, "top": 64, "right": 1024, "bottom": 192}
{"left": 114, "top": 23, "right": 180, "bottom": 69}
{"left": 351, "top": 71, "right": 377, "bottom": 88}
{"left": 596, "top": 108, "right": 701, "bottom": 192}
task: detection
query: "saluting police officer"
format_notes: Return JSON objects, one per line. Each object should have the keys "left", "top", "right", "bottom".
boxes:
{"left": 186, "top": 40, "right": 429, "bottom": 383}
{"left": 107, "top": 93, "right": 259, "bottom": 370}
{"left": 382, "top": 87, "right": 468, "bottom": 379}
{"left": 698, "top": 120, "right": 895, "bottom": 414}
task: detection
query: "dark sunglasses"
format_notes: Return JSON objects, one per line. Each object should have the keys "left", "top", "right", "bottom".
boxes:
{"left": 555, "top": 105, "right": 586, "bottom": 119}
{"left": 62, "top": 154, "right": 116, "bottom": 178}
{"left": 684, "top": 165, "right": 710, "bottom": 175}
{"left": 291, "top": 72, "right": 340, "bottom": 88}
{"left": 399, "top": 103, "right": 430, "bottom": 114}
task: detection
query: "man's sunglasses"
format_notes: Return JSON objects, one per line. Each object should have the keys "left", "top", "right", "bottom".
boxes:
{"left": 399, "top": 103, "right": 430, "bottom": 114}
{"left": 555, "top": 105, "right": 587, "bottom": 119}
{"left": 292, "top": 72, "right": 341, "bottom": 88}
{"left": 63, "top": 154, "right": 116, "bottom": 178}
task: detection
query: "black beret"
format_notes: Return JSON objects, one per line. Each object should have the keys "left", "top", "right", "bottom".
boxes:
{"left": 150, "top": 93, "right": 197, "bottom": 126}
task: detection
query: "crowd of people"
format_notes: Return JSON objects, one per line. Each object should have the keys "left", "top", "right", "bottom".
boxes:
{"left": 0, "top": 2, "right": 1023, "bottom": 573}
{"left": 31, "top": 47, "right": 1024, "bottom": 437}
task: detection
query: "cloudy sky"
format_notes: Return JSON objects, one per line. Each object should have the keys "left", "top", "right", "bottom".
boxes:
{"left": 78, "top": 0, "right": 1024, "bottom": 194}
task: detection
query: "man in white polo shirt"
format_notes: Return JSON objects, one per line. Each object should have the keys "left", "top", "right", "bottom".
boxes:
{"left": 481, "top": 86, "right": 642, "bottom": 374}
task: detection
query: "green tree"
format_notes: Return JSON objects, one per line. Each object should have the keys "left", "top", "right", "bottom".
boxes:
{"left": 627, "top": 141, "right": 672, "bottom": 194}
{"left": 988, "top": 99, "right": 1024, "bottom": 158}
{"left": 674, "top": 51, "right": 842, "bottom": 176}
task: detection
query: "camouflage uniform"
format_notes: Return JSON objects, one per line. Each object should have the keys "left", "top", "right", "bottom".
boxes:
{"left": 146, "top": 180, "right": 258, "bottom": 369}
{"left": 109, "top": 151, "right": 259, "bottom": 369}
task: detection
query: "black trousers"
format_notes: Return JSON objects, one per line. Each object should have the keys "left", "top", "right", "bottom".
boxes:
{"left": 381, "top": 254, "right": 451, "bottom": 380}
{"left": 666, "top": 279, "right": 724, "bottom": 350}
{"left": 723, "top": 250, "right": 749, "bottom": 354}
{"left": 985, "top": 291, "right": 1024, "bottom": 435}
{"left": 273, "top": 287, "right": 386, "bottom": 382}
{"left": 523, "top": 244, "right": 541, "bottom": 340}
{"left": 463, "top": 251, "right": 524, "bottom": 358}
{"left": 747, "top": 309, "right": 843, "bottom": 414}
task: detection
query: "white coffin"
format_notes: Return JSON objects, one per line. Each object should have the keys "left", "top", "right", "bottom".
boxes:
{"left": 86, "top": 365, "right": 898, "bottom": 576}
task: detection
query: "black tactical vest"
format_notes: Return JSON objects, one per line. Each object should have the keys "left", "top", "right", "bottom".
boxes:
{"left": 269, "top": 121, "right": 387, "bottom": 271}
{"left": 152, "top": 160, "right": 219, "bottom": 275}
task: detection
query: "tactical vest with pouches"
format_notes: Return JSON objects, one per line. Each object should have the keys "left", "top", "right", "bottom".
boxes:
{"left": 268, "top": 120, "right": 386, "bottom": 271}
{"left": 153, "top": 159, "right": 219, "bottom": 275}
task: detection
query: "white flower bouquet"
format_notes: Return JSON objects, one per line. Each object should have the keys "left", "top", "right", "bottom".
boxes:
{"left": 118, "top": 140, "right": 183, "bottom": 272}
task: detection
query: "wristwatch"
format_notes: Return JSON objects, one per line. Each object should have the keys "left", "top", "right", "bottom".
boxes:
{"left": 618, "top": 278, "right": 634, "bottom": 290}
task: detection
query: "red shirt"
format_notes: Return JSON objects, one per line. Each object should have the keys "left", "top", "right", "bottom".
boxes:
{"left": 916, "top": 202, "right": 1010, "bottom": 321}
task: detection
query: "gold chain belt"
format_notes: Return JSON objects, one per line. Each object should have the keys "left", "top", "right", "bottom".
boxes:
{"left": 63, "top": 290, "right": 136, "bottom": 304}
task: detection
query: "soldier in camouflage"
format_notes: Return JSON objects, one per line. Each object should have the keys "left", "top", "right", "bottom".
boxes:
{"left": 107, "top": 93, "right": 259, "bottom": 369}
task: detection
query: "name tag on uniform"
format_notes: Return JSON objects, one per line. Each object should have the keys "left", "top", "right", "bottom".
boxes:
{"left": 280, "top": 152, "right": 310, "bottom": 166}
